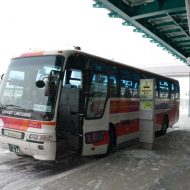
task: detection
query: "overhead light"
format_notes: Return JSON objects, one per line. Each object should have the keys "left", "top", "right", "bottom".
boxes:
{"left": 150, "top": 39, "right": 158, "bottom": 43}
{"left": 133, "top": 28, "right": 144, "bottom": 33}
{"left": 122, "top": 0, "right": 155, "bottom": 7}
{"left": 142, "top": 34, "right": 151, "bottom": 38}
{"left": 122, "top": 21, "right": 133, "bottom": 26}
{"left": 93, "top": 2, "right": 106, "bottom": 8}
{"left": 108, "top": 11, "right": 121, "bottom": 18}
{"left": 157, "top": 43, "right": 164, "bottom": 47}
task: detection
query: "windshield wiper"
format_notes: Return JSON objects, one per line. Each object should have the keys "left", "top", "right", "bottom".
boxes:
{"left": 0, "top": 104, "right": 33, "bottom": 112}
{"left": 0, "top": 104, "right": 22, "bottom": 109}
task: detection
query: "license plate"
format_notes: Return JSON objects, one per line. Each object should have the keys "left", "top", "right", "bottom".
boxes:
{"left": 8, "top": 144, "right": 21, "bottom": 154}
{"left": 3, "top": 129, "right": 23, "bottom": 139}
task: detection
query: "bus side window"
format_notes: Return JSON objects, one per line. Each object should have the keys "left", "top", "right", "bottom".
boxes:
{"left": 133, "top": 82, "right": 139, "bottom": 97}
{"left": 119, "top": 69, "right": 141, "bottom": 98}
{"left": 63, "top": 69, "right": 82, "bottom": 88}
{"left": 109, "top": 77, "right": 117, "bottom": 97}
{"left": 155, "top": 80, "right": 159, "bottom": 98}
{"left": 86, "top": 73, "right": 108, "bottom": 118}
{"left": 120, "top": 79, "right": 132, "bottom": 98}
{"left": 174, "top": 83, "right": 180, "bottom": 99}
{"left": 159, "top": 80, "right": 169, "bottom": 98}
{"left": 90, "top": 74, "right": 107, "bottom": 97}
{"left": 171, "top": 83, "right": 179, "bottom": 99}
{"left": 171, "top": 83, "right": 175, "bottom": 99}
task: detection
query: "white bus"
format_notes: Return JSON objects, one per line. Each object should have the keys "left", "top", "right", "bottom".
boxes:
{"left": 0, "top": 50, "right": 179, "bottom": 160}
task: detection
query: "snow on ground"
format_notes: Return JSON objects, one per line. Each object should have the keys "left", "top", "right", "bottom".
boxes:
{"left": 18, "top": 117, "right": 190, "bottom": 190}
{"left": 0, "top": 150, "right": 95, "bottom": 190}
{"left": 18, "top": 139, "right": 190, "bottom": 190}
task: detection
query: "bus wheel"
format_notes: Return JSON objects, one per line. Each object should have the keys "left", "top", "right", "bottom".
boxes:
{"left": 107, "top": 126, "right": 116, "bottom": 154}
{"left": 161, "top": 116, "right": 169, "bottom": 135}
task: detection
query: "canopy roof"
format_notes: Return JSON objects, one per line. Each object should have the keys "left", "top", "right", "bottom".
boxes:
{"left": 93, "top": 0, "right": 190, "bottom": 64}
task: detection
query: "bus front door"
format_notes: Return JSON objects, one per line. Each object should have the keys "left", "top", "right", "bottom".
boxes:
{"left": 56, "top": 86, "right": 83, "bottom": 155}
{"left": 82, "top": 72, "right": 109, "bottom": 156}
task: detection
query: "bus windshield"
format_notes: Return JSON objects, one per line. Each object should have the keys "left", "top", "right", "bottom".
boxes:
{"left": 0, "top": 55, "right": 64, "bottom": 121}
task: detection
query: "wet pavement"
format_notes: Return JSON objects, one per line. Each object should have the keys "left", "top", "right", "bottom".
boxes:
{"left": 19, "top": 115, "right": 190, "bottom": 190}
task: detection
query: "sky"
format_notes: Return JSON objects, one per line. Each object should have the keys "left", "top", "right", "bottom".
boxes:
{"left": 0, "top": 0, "right": 184, "bottom": 76}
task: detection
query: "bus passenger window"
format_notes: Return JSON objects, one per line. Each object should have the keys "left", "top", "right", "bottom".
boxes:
{"left": 109, "top": 77, "right": 117, "bottom": 97}
{"left": 171, "top": 83, "right": 175, "bottom": 99}
{"left": 63, "top": 69, "right": 82, "bottom": 88}
{"left": 86, "top": 73, "right": 108, "bottom": 118}
{"left": 125, "top": 87, "right": 131, "bottom": 97}
{"left": 174, "top": 83, "right": 180, "bottom": 99}
{"left": 159, "top": 80, "right": 169, "bottom": 98}
{"left": 171, "top": 83, "right": 179, "bottom": 99}
{"left": 155, "top": 82, "right": 159, "bottom": 98}
{"left": 133, "top": 82, "right": 139, "bottom": 97}
{"left": 120, "top": 80, "right": 132, "bottom": 98}
{"left": 90, "top": 74, "right": 107, "bottom": 97}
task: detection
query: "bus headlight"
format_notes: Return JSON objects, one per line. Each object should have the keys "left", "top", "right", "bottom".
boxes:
{"left": 27, "top": 133, "right": 54, "bottom": 143}
{"left": 39, "top": 135, "right": 53, "bottom": 142}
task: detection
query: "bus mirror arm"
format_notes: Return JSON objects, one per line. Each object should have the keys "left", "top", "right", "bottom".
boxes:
{"left": 44, "top": 80, "right": 55, "bottom": 96}
{"left": 1, "top": 74, "right": 4, "bottom": 81}
{"left": 44, "top": 79, "right": 57, "bottom": 97}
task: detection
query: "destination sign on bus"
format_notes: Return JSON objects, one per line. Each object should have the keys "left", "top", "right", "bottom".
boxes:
{"left": 1, "top": 110, "right": 32, "bottom": 118}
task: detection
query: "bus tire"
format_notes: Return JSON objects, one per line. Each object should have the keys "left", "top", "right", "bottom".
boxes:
{"left": 161, "top": 115, "right": 169, "bottom": 135}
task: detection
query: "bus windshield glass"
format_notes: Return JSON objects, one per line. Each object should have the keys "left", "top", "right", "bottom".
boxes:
{"left": 0, "top": 55, "right": 64, "bottom": 121}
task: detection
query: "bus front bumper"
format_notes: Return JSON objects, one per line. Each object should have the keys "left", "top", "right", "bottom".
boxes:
{"left": 0, "top": 135, "right": 56, "bottom": 161}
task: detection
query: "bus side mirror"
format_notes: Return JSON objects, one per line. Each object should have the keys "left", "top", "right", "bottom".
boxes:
{"left": 36, "top": 80, "right": 45, "bottom": 88}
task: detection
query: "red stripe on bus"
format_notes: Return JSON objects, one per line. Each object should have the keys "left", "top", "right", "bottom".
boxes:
{"left": 0, "top": 116, "right": 56, "bottom": 131}
{"left": 115, "top": 119, "right": 139, "bottom": 136}
{"left": 93, "top": 119, "right": 139, "bottom": 146}
{"left": 110, "top": 100, "right": 139, "bottom": 114}
{"left": 1, "top": 116, "right": 29, "bottom": 131}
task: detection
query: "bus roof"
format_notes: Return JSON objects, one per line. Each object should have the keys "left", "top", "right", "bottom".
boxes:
{"left": 15, "top": 49, "right": 178, "bottom": 83}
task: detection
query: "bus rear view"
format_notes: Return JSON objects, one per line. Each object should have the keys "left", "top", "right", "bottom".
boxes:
{"left": 0, "top": 53, "right": 64, "bottom": 160}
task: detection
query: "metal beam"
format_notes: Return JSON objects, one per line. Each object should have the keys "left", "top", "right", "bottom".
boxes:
{"left": 185, "top": 0, "right": 190, "bottom": 35}
{"left": 124, "top": 0, "right": 186, "bottom": 20}
{"left": 168, "top": 34, "right": 187, "bottom": 38}
{"left": 131, "top": 7, "right": 186, "bottom": 20}
{"left": 168, "top": 14, "right": 190, "bottom": 38}
{"left": 174, "top": 39, "right": 190, "bottom": 43}
{"left": 156, "top": 21, "right": 175, "bottom": 27}
{"left": 162, "top": 29, "right": 182, "bottom": 34}
{"left": 182, "top": 44, "right": 190, "bottom": 47}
